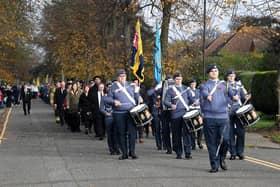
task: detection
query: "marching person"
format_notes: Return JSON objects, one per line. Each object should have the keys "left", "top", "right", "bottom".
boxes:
{"left": 79, "top": 84, "right": 93, "bottom": 134}
{"left": 20, "top": 83, "right": 32, "bottom": 115}
{"left": 200, "top": 64, "right": 238, "bottom": 173}
{"left": 147, "top": 81, "right": 163, "bottom": 150}
{"left": 66, "top": 82, "right": 83, "bottom": 132}
{"left": 88, "top": 75, "right": 102, "bottom": 138}
{"left": 161, "top": 75, "right": 174, "bottom": 154}
{"left": 226, "top": 70, "right": 251, "bottom": 160}
{"left": 92, "top": 83, "right": 106, "bottom": 140}
{"left": 100, "top": 81, "right": 120, "bottom": 155}
{"left": 133, "top": 78, "right": 144, "bottom": 143}
{"left": 105, "top": 69, "right": 140, "bottom": 160}
{"left": 54, "top": 81, "right": 67, "bottom": 126}
{"left": 188, "top": 78, "right": 203, "bottom": 150}
{"left": 164, "top": 72, "right": 192, "bottom": 159}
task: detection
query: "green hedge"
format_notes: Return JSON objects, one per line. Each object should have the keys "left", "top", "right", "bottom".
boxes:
{"left": 240, "top": 71, "right": 278, "bottom": 114}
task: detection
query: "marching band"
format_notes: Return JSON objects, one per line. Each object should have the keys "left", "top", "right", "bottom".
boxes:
{"left": 52, "top": 64, "right": 258, "bottom": 173}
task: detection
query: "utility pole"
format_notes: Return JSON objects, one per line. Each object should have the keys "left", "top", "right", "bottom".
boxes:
{"left": 202, "top": 0, "right": 206, "bottom": 80}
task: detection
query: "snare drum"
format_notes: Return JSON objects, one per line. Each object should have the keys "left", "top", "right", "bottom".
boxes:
{"left": 130, "top": 104, "right": 153, "bottom": 126}
{"left": 235, "top": 104, "right": 260, "bottom": 127}
{"left": 183, "top": 110, "right": 203, "bottom": 133}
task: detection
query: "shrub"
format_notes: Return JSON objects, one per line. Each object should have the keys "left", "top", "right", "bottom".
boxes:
{"left": 251, "top": 71, "right": 278, "bottom": 114}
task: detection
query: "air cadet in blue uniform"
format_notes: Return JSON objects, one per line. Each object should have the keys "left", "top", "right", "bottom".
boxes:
{"left": 164, "top": 72, "right": 192, "bottom": 159}
{"left": 147, "top": 82, "right": 163, "bottom": 150}
{"left": 226, "top": 70, "right": 251, "bottom": 160}
{"left": 100, "top": 82, "right": 120, "bottom": 155}
{"left": 161, "top": 75, "right": 174, "bottom": 154}
{"left": 200, "top": 64, "right": 238, "bottom": 173}
{"left": 188, "top": 78, "right": 203, "bottom": 150}
{"left": 106, "top": 69, "right": 140, "bottom": 160}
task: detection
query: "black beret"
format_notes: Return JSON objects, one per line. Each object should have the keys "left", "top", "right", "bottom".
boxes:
{"left": 116, "top": 69, "right": 126, "bottom": 76}
{"left": 226, "top": 69, "right": 235, "bottom": 76}
{"left": 189, "top": 78, "right": 196, "bottom": 84}
{"left": 93, "top": 75, "right": 102, "bottom": 80}
{"left": 165, "top": 74, "right": 173, "bottom": 80}
{"left": 206, "top": 64, "right": 218, "bottom": 73}
{"left": 173, "top": 72, "right": 183, "bottom": 79}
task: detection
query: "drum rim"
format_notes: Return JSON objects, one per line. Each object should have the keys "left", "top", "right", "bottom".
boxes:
{"left": 236, "top": 104, "right": 253, "bottom": 114}
{"left": 130, "top": 104, "right": 147, "bottom": 112}
{"left": 183, "top": 109, "right": 200, "bottom": 118}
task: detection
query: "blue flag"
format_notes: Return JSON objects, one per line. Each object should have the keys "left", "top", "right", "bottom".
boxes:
{"left": 130, "top": 19, "right": 144, "bottom": 82}
{"left": 153, "top": 22, "right": 162, "bottom": 84}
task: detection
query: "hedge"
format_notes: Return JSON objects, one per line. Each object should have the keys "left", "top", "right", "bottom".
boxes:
{"left": 240, "top": 71, "right": 278, "bottom": 114}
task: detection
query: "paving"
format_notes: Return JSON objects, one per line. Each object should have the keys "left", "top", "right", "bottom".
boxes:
{"left": 0, "top": 99, "right": 279, "bottom": 187}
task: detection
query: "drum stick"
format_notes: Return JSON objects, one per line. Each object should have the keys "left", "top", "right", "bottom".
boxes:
{"left": 242, "top": 94, "right": 251, "bottom": 106}
{"left": 215, "top": 124, "right": 227, "bottom": 157}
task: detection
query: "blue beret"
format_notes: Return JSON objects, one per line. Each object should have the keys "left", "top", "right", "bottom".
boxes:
{"left": 206, "top": 64, "right": 218, "bottom": 73}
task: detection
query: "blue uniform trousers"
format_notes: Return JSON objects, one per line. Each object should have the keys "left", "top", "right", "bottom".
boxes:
{"left": 153, "top": 113, "right": 162, "bottom": 149}
{"left": 229, "top": 115, "right": 245, "bottom": 157}
{"left": 161, "top": 110, "right": 172, "bottom": 152}
{"left": 105, "top": 116, "right": 120, "bottom": 154}
{"left": 113, "top": 112, "right": 137, "bottom": 156}
{"left": 203, "top": 118, "right": 230, "bottom": 169}
{"left": 171, "top": 117, "right": 191, "bottom": 157}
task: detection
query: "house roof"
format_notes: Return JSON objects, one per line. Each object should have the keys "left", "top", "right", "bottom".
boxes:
{"left": 205, "top": 27, "right": 273, "bottom": 56}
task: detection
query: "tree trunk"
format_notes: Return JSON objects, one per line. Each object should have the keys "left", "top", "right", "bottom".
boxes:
{"left": 160, "top": 0, "right": 172, "bottom": 72}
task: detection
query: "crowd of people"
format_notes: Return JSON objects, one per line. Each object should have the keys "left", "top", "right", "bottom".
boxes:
{"left": 0, "top": 82, "right": 39, "bottom": 111}
{"left": 36, "top": 63, "right": 251, "bottom": 173}
{"left": 0, "top": 62, "right": 252, "bottom": 173}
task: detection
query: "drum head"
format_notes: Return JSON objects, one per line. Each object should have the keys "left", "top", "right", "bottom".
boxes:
{"left": 130, "top": 104, "right": 146, "bottom": 113}
{"left": 236, "top": 104, "right": 252, "bottom": 114}
{"left": 183, "top": 110, "right": 199, "bottom": 118}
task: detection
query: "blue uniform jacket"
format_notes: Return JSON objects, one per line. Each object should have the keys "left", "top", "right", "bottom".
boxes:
{"left": 164, "top": 85, "right": 191, "bottom": 119}
{"left": 228, "top": 81, "right": 246, "bottom": 114}
{"left": 200, "top": 80, "right": 235, "bottom": 119}
{"left": 105, "top": 82, "right": 140, "bottom": 112}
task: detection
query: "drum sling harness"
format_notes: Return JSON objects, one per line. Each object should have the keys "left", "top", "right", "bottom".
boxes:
{"left": 116, "top": 82, "right": 136, "bottom": 106}
{"left": 172, "top": 86, "right": 190, "bottom": 111}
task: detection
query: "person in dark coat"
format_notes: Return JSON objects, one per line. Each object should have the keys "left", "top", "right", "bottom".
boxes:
{"left": 20, "top": 83, "right": 32, "bottom": 115}
{"left": 79, "top": 84, "right": 93, "bottom": 134}
{"left": 54, "top": 81, "right": 67, "bottom": 126}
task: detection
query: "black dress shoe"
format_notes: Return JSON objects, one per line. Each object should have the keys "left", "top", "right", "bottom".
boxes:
{"left": 130, "top": 155, "right": 138, "bottom": 159}
{"left": 99, "top": 137, "right": 104, "bottom": 140}
{"left": 237, "top": 154, "right": 244, "bottom": 160}
{"left": 166, "top": 150, "right": 172, "bottom": 154}
{"left": 176, "top": 155, "right": 182, "bottom": 159}
{"left": 209, "top": 168, "right": 218, "bottom": 173}
{"left": 198, "top": 144, "right": 203, "bottom": 149}
{"left": 119, "top": 155, "right": 128, "bottom": 160}
{"left": 220, "top": 159, "right": 228, "bottom": 170}
{"left": 185, "top": 155, "right": 192, "bottom": 160}
{"left": 230, "top": 155, "right": 236, "bottom": 160}
{"left": 115, "top": 150, "right": 121, "bottom": 155}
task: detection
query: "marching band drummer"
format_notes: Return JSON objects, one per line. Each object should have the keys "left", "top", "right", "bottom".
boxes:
{"left": 226, "top": 70, "right": 251, "bottom": 160}
{"left": 188, "top": 78, "right": 203, "bottom": 150}
{"left": 164, "top": 72, "right": 192, "bottom": 159}
{"left": 105, "top": 69, "right": 140, "bottom": 160}
{"left": 200, "top": 64, "right": 238, "bottom": 173}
